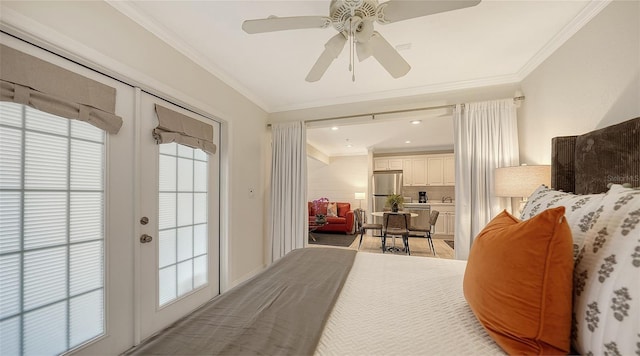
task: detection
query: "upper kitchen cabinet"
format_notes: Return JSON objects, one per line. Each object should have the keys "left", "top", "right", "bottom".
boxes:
{"left": 374, "top": 158, "right": 403, "bottom": 171}
{"left": 375, "top": 153, "right": 454, "bottom": 186}
{"left": 403, "top": 159, "right": 412, "bottom": 185}
{"left": 399, "top": 157, "right": 426, "bottom": 187}
{"left": 426, "top": 154, "right": 455, "bottom": 186}
{"left": 444, "top": 155, "right": 455, "bottom": 185}
{"left": 427, "top": 156, "right": 444, "bottom": 185}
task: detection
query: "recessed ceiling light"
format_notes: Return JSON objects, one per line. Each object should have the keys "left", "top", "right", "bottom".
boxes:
{"left": 410, "top": 120, "right": 422, "bottom": 125}
{"left": 405, "top": 140, "right": 411, "bottom": 144}
{"left": 331, "top": 126, "right": 339, "bottom": 131}
{"left": 346, "top": 144, "right": 353, "bottom": 148}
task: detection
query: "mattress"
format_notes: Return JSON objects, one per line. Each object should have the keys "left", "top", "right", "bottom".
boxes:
{"left": 315, "top": 251, "right": 504, "bottom": 355}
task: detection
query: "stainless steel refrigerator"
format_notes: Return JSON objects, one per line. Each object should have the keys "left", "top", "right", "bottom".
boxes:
{"left": 372, "top": 170, "right": 403, "bottom": 224}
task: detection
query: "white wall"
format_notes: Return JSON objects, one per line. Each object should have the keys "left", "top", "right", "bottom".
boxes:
{"left": 308, "top": 155, "right": 368, "bottom": 211}
{"left": 1, "top": 1, "right": 269, "bottom": 287}
{"left": 5, "top": 0, "right": 637, "bottom": 284}
{"left": 518, "top": 0, "right": 640, "bottom": 164}
{"left": 269, "top": 1, "right": 639, "bottom": 170}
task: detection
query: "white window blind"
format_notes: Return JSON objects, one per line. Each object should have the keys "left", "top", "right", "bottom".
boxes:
{"left": 0, "top": 102, "right": 105, "bottom": 355}
{"left": 158, "top": 142, "right": 208, "bottom": 306}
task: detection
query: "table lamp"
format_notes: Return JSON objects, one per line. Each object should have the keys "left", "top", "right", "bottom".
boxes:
{"left": 354, "top": 192, "right": 365, "bottom": 209}
{"left": 494, "top": 165, "right": 551, "bottom": 215}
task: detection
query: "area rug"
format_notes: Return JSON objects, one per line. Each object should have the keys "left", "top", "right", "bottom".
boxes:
{"left": 444, "top": 240, "right": 454, "bottom": 249}
{"left": 309, "top": 232, "right": 357, "bottom": 247}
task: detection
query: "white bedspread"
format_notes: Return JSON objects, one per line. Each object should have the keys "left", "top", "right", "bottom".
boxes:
{"left": 315, "top": 252, "right": 504, "bottom": 355}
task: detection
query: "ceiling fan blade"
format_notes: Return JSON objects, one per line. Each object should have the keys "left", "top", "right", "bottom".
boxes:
{"left": 377, "top": 0, "right": 481, "bottom": 24}
{"left": 356, "top": 42, "right": 373, "bottom": 62}
{"left": 242, "top": 16, "right": 331, "bottom": 34}
{"left": 306, "top": 34, "right": 347, "bottom": 82}
{"left": 369, "top": 32, "right": 411, "bottom": 78}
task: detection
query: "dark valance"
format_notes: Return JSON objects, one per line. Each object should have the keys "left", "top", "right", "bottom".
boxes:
{"left": 0, "top": 44, "right": 122, "bottom": 134}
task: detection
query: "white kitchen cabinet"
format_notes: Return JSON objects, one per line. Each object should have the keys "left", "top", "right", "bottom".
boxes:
{"left": 403, "top": 159, "right": 412, "bottom": 186}
{"left": 426, "top": 154, "right": 455, "bottom": 186}
{"left": 432, "top": 204, "right": 455, "bottom": 236}
{"left": 374, "top": 158, "right": 388, "bottom": 170}
{"left": 447, "top": 212, "right": 456, "bottom": 235}
{"left": 434, "top": 213, "right": 447, "bottom": 234}
{"left": 427, "top": 156, "right": 444, "bottom": 185}
{"left": 374, "top": 158, "right": 403, "bottom": 171}
{"left": 401, "top": 157, "right": 427, "bottom": 186}
{"left": 389, "top": 159, "right": 403, "bottom": 170}
{"left": 377, "top": 154, "right": 454, "bottom": 186}
{"left": 444, "top": 155, "right": 455, "bottom": 185}
{"left": 410, "top": 158, "right": 427, "bottom": 186}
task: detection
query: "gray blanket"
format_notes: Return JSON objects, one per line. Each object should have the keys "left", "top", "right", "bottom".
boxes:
{"left": 127, "top": 247, "right": 356, "bottom": 355}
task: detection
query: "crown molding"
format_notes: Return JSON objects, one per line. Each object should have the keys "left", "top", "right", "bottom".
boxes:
{"left": 0, "top": 7, "right": 234, "bottom": 124}
{"left": 105, "top": 0, "right": 272, "bottom": 113}
{"left": 270, "top": 73, "right": 522, "bottom": 113}
{"left": 15, "top": 0, "right": 608, "bottom": 116}
{"left": 102, "top": 1, "right": 522, "bottom": 115}
{"left": 517, "top": 0, "right": 611, "bottom": 80}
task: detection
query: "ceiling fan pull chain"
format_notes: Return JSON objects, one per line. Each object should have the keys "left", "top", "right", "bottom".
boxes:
{"left": 349, "top": 19, "right": 354, "bottom": 72}
{"left": 352, "top": 34, "right": 356, "bottom": 82}
{"left": 349, "top": 17, "right": 356, "bottom": 82}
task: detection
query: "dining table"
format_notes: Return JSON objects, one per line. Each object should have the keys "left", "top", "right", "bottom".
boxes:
{"left": 371, "top": 211, "right": 418, "bottom": 252}
{"left": 371, "top": 211, "right": 418, "bottom": 217}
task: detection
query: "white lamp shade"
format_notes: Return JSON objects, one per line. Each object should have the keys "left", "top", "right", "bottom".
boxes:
{"left": 354, "top": 192, "right": 366, "bottom": 200}
{"left": 494, "top": 165, "right": 551, "bottom": 198}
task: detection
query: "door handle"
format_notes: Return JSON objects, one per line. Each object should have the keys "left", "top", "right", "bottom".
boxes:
{"left": 140, "top": 234, "right": 153, "bottom": 243}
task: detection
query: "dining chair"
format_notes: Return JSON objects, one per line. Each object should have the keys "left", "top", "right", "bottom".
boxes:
{"left": 353, "top": 208, "right": 383, "bottom": 249}
{"left": 408, "top": 210, "right": 439, "bottom": 255}
{"left": 382, "top": 212, "right": 411, "bottom": 255}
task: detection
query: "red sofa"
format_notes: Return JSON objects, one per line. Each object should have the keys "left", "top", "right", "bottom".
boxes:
{"left": 308, "top": 201, "right": 354, "bottom": 234}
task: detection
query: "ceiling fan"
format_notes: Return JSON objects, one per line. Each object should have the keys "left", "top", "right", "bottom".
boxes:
{"left": 242, "top": 0, "right": 481, "bottom": 82}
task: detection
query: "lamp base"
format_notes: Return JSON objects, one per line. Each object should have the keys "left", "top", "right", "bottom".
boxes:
{"left": 516, "top": 198, "right": 528, "bottom": 218}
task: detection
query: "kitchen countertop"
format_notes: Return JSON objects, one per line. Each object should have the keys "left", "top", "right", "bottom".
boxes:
{"left": 404, "top": 201, "right": 455, "bottom": 207}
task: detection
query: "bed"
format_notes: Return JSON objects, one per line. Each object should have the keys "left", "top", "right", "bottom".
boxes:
{"left": 128, "top": 117, "right": 639, "bottom": 356}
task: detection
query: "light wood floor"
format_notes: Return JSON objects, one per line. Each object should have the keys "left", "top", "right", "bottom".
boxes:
{"left": 311, "top": 233, "right": 455, "bottom": 259}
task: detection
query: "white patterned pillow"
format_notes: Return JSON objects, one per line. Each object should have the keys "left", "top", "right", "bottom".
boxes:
{"left": 572, "top": 184, "right": 640, "bottom": 355}
{"left": 520, "top": 185, "right": 606, "bottom": 252}
{"left": 327, "top": 202, "right": 338, "bottom": 217}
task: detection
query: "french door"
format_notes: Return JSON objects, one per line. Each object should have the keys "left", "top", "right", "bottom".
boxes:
{"left": 136, "top": 91, "right": 220, "bottom": 342}
{"left": 0, "top": 36, "right": 220, "bottom": 355}
{"left": 0, "top": 35, "right": 137, "bottom": 355}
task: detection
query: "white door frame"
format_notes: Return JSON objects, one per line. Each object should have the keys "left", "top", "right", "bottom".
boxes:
{"left": 134, "top": 90, "right": 220, "bottom": 343}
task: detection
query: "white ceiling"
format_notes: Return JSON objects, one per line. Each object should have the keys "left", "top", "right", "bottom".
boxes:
{"left": 107, "top": 0, "right": 603, "bottom": 156}
{"left": 305, "top": 106, "right": 456, "bottom": 155}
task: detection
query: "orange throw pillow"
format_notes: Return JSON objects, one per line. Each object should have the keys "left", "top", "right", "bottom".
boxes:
{"left": 463, "top": 207, "right": 574, "bottom": 355}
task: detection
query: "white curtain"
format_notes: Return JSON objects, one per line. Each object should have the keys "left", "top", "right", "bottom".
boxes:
{"left": 269, "top": 121, "right": 308, "bottom": 262}
{"left": 453, "top": 99, "right": 519, "bottom": 260}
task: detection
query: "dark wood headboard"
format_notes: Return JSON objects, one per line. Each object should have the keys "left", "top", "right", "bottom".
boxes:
{"left": 551, "top": 117, "right": 640, "bottom": 194}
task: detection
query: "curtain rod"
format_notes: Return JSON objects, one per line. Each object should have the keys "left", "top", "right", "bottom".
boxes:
{"left": 267, "top": 96, "right": 525, "bottom": 127}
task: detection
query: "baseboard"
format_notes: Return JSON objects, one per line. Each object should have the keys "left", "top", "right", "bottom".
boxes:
{"left": 227, "top": 264, "right": 266, "bottom": 291}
